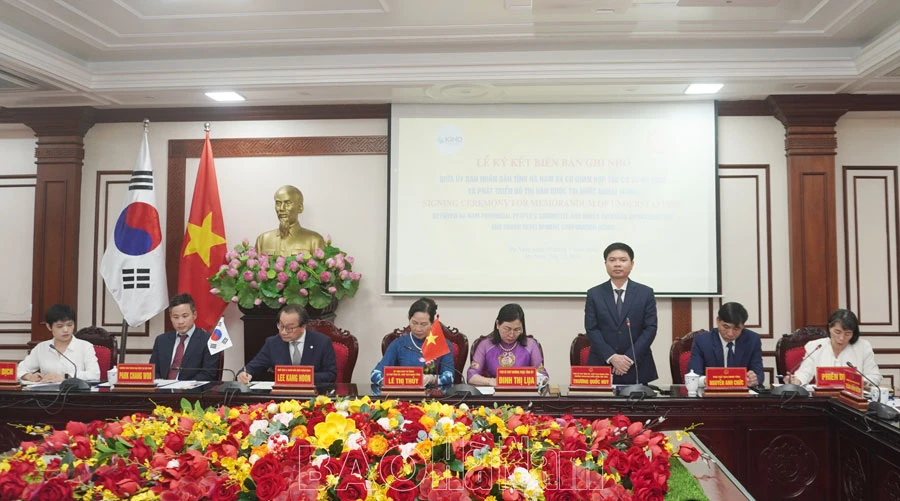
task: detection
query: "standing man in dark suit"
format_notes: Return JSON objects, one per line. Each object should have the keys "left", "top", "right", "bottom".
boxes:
{"left": 688, "top": 302, "right": 763, "bottom": 387}
{"left": 149, "top": 293, "right": 222, "bottom": 380}
{"left": 237, "top": 304, "right": 337, "bottom": 385}
{"left": 584, "top": 242, "right": 658, "bottom": 384}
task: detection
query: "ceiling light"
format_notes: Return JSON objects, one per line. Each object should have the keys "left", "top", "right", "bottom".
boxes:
{"left": 684, "top": 83, "right": 723, "bottom": 95}
{"left": 205, "top": 91, "right": 245, "bottom": 102}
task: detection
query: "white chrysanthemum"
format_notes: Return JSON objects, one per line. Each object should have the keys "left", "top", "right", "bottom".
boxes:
{"left": 271, "top": 412, "right": 293, "bottom": 427}
{"left": 345, "top": 432, "right": 366, "bottom": 450}
{"left": 377, "top": 417, "right": 393, "bottom": 431}
{"left": 311, "top": 454, "right": 331, "bottom": 467}
{"left": 249, "top": 420, "right": 269, "bottom": 435}
{"left": 398, "top": 442, "right": 418, "bottom": 459}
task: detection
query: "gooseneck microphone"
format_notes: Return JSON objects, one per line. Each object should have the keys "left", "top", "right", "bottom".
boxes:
{"left": 787, "top": 344, "right": 823, "bottom": 381}
{"left": 617, "top": 318, "right": 655, "bottom": 399}
{"left": 846, "top": 362, "right": 899, "bottom": 421}
{"left": 771, "top": 343, "right": 823, "bottom": 398}
{"left": 50, "top": 344, "right": 91, "bottom": 392}
{"left": 172, "top": 366, "right": 250, "bottom": 393}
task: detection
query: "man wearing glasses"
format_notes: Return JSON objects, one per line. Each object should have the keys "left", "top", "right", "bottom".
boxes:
{"left": 237, "top": 304, "right": 337, "bottom": 385}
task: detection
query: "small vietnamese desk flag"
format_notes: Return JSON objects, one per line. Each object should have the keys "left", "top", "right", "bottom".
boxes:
{"left": 178, "top": 129, "right": 228, "bottom": 331}
{"left": 422, "top": 315, "right": 450, "bottom": 362}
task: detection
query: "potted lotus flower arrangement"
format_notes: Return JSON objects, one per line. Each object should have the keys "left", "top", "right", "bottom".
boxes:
{"left": 208, "top": 238, "right": 361, "bottom": 311}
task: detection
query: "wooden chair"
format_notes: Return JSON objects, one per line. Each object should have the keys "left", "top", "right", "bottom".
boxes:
{"left": 382, "top": 323, "right": 469, "bottom": 384}
{"left": 569, "top": 333, "right": 590, "bottom": 367}
{"left": 75, "top": 326, "right": 118, "bottom": 382}
{"left": 669, "top": 330, "right": 707, "bottom": 384}
{"left": 775, "top": 327, "right": 827, "bottom": 383}
{"left": 308, "top": 319, "right": 358, "bottom": 384}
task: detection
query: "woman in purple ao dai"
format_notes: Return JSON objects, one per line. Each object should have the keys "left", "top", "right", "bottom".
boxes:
{"left": 466, "top": 303, "right": 549, "bottom": 387}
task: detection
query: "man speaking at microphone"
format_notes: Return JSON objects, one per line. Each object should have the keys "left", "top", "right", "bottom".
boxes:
{"left": 687, "top": 302, "right": 763, "bottom": 387}
{"left": 584, "top": 242, "right": 658, "bottom": 385}
{"left": 150, "top": 294, "right": 221, "bottom": 381}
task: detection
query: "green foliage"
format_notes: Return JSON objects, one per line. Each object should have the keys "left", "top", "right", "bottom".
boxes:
{"left": 665, "top": 457, "right": 710, "bottom": 501}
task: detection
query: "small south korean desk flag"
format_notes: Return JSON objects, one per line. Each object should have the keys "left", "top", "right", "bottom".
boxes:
{"left": 208, "top": 317, "right": 233, "bottom": 355}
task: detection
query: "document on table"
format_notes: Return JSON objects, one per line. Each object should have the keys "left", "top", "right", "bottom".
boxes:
{"left": 155, "top": 379, "right": 206, "bottom": 390}
{"left": 475, "top": 386, "right": 495, "bottom": 395}
{"left": 249, "top": 381, "right": 275, "bottom": 390}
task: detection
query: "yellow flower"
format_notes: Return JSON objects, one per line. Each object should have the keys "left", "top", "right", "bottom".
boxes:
{"left": 291, "top": 425, "right": 309, "bottom": 439}
{"left": 228, "top": 408, "right": 240, "bottom": 420}
{"left": 415, "top": 439, "right": 433, "bottom": 461}
{"left": 313, "top": 412, "right": 357, "bottom": 449}
{"left": 251, "top": 443, "right": 269, "bottom": 457}
{"left": 315, "top": 395, "right": 333, "bottom": 406}
{"left": 203, "top": 412, "right": 222, "bottom": 425}
{"left": 419, "top": 415, "right": 436, "bottom": 430}
{"left": 367, "top": 435, "right": 389, "bottom": 456}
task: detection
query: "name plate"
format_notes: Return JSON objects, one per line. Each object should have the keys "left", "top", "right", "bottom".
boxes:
{"left": 705, "top": 367, "right": 747, "bottom": 389}
{"left": 274, "top": 366, "right": 315, "bottom": 387}
{"left": 843, "top": 370, "right": 863, "bottom": 398}
{"left": 117, "top": 364, "right": 155, "bottom": 385}
{"left": 0, "top": 362, "right": 17, "bottom": 383}
{"left": 570, "top": 366, "right": 612, "bottom": 387}
{"left": 383, "top": 367, "right": 423, "bottom": 387}
{"left": 496, "top": 367, "right": 537, "bottom": 388}
{"left": 816, "top": 367, "right": 846, "bottom": 388}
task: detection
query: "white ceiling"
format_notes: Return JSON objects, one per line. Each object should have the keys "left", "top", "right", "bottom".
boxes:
{"left": 1, "top": 0, "right": 900, "bottom": 108}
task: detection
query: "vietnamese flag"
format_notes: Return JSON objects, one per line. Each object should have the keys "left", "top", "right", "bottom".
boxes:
{"left": 177, "top": 130, "right": 227, "bottom": 331}
{"left": 422, "top": 315, "right": 450, "bottom": 362}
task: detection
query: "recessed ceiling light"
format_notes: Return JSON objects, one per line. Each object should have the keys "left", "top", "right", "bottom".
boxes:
{"left": 205, "top": 91, "right": 245, "bottom": 102}
{"left": 684, "top": 83, "right": 723, "bottom": 95}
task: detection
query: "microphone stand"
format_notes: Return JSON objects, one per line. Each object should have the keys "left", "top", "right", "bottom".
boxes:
{"left": 847, "top": 362, "right": 899, "bottom": 421}
{"left": 617, "top": 318, "right": 656, "bottom": 399}
{"left": 51, "top": 344, "right": 91, "bottom": 392}
{"left": 176, "top": 366, "right": 250, "bottom": 393}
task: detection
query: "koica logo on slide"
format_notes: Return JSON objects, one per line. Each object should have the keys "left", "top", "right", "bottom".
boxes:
{"left": 435, "top": 125, "right": 464, "bottom": 155}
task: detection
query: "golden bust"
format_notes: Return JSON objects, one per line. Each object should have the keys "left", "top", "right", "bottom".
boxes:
{"left": 254, "top": 185, "right": 326, "bottom": 258}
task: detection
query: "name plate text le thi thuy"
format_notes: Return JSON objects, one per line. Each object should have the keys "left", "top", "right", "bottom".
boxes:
{"left": 383, "top": 367, "right": 424, "bottom": 387}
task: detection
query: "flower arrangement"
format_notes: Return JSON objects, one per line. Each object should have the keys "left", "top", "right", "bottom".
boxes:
{"left": 0, "top": 397, "right": 702, "bottom": 501}
{"left": 209, "top": 238, "right": 362, "bottom": 310}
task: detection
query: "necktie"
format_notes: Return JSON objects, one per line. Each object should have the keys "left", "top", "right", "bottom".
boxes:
{"left": 292, "top": 340, "right": 302, "bottom": 365}
{"left": 168, "top": 334, "right": 187, "bottom": 379}
{"left": 615, "top": 289, "right": 624, "bottom": 316}
{"left": 726, "top": 341, "right": 735, "bottom": 368}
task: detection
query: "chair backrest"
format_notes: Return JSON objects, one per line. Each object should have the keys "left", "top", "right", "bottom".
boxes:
{"left": 569, "top": 333, "right": 591, "bottom": 367}
{"left": 308, "top": 319, "right": 358, "bottom": 384}
{"left": 471, "top": 334, "right": 545, "bottom": 362}
{"left": 75, "top": 326, "right": 118, "bottom": 382}
{"left": 669, "top": 329, "right": 707, "bottom": 384}
{"left": 382, "top": 322, "right": 469, "bottom": 384}
{"left": 775, "top": 326, "right": 828, "bottom": 381}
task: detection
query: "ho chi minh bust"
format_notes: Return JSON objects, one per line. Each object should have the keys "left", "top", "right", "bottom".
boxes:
{"left": 254, "top": 185, "right": 326, "bottom": 258}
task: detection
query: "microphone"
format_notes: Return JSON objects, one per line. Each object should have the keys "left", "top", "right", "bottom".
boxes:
{"left": 50, "top": 344, "right": 91, "bottom": 392}
{"left": 617, "top": 317, "right": 655, "bottom": 399}
{"left": 172, "top": 366, "right": 250, "bottom": 393}
{"left": 847, "top": 362, "right": 898, "bottom": 421}
{"left": 787, "top": 344, "right": 823, "bottom": 381}
{"left": 771, "top": 343, "right": 823, "bottom": 397}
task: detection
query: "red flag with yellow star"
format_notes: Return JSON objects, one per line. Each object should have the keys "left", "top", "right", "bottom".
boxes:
{"left": 422, "top": 315, "right": 450, "bottom": 362}
{"left": 177, "top": 130, "right": 228, "bottom": 331}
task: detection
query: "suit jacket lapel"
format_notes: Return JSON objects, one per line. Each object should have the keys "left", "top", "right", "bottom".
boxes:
{"left": 159, "top": 332, "right": 175, "bottom": 374}
{"left": 712, "top": 330, "right": 725, "bottom": 367}
{"left": 300, "top": 336, "right": 315, "bottom": 366}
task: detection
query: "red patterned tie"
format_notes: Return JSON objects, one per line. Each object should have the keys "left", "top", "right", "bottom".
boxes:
{"left": 168, "top": 334, "right": 187, "bottom": 379}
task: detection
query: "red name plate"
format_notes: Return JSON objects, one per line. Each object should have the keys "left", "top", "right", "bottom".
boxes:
{"left": 843, "top": 370, "right": 863, "bottom": 397}
{"left": 816, "top": 367, "right": 846, "bottom": 388}
{"left": 570, "top": 366, "right": 612, "bottom": 387}
{"left": 117, "top": 364, "right": 155, "bottom": 385}
{"left": 274, "top": 366, "right": 315, "bottom": 387}
{"left": 706, "top": 367, "right": 747, "bottom": 389}
{"left": 0, "top": 362, "right": 16, "bottom": 383}
{"left": 496, "top": 367, "right": 537, "bottom": 388}
{"left": 383, "top": 367, "right": 424, "bottom": 387}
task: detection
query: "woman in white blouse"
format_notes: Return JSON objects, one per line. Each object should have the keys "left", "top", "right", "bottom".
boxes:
{"left": 786, "top": 309, "right": 881, "bottom": 386}
{"left": 17, "top": 304, "right": 100, "bottom": 382}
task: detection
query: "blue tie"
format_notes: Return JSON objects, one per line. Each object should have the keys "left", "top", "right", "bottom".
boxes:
{"left": 726, "top": 341, "right": 735, "bottom": 367}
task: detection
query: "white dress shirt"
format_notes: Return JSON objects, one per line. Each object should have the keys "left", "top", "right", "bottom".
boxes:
{"left": 169, "top": 325, "right": 197, "bottom": 366}
{"left": 17, "top": 338, "right": 101, "bottom": 381}
{"left": 793, "top": 338, "right": 881, "bottom": 386}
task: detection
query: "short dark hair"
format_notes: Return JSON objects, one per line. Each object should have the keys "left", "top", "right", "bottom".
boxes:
{"left": 490, "top": 303, "right": 527, "bottom": 347}
{"left": 278, "top": 304, "right": 310, "bottom": 327}
{"left": 169, "top": 293, "right": 195, "bottom": 311}
{"left": 44, "top": 304, "right": 75, "bottom": 325}
{"left": 828, "top": 309, "right": 860, "bottom": 344}
{"left": 408, "top": 297, "right": 438, "bottom": 322}
{"left": 717, "top": 302, "right": 748, "bottom": 326}
{"left": 603, "top": 242, "right": 634, "bottom": 260}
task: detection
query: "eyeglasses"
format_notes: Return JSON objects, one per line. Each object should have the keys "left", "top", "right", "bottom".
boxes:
{"left": 499, "top": 326, "right": 523, "bottom": 335}
{"left": 277, "top": 323, "right": 301, "bottom": 334}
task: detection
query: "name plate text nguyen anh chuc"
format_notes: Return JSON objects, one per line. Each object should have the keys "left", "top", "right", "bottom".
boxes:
{"left": 272, "top": 365, "right": 315, "bottom": 395}
{"left": 704, "top": 367, "right": 747, "bottom": 396}
{"left": 496, "top": 367, "right": 537, "bottom": 389}
{"left": 383, "top": 367, "right": 424, "bottom": 388}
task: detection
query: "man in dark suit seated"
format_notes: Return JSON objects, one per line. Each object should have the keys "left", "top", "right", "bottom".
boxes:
{"left": 149, "top": 293, "right": 222, "bottom": 381}
{"left": 584, "top": 242, "right": 658, "bottom": 385}
{"left": 237, "top": 304, "right": 337, "bottom": 385}
{"left": 688, "top": 302, "right": 763, "bottom": 387}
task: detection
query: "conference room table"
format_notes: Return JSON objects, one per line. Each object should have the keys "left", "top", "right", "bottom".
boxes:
{"left": 0, "top": 382, "right": 897, "bottom": 501}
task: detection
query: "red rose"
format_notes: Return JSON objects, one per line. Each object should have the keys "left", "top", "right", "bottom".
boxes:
{"left": 397, "top": 403, "right": 424, "bottom": 422}
{"left": 452, "top": 432, "right": 494, "bottom": 461}
{"left": 0, "top": 472, "right": 26, "bottom": 501}
{"left": 182, "top": 450, "right": 210, "bottom": 477}
{"left": 306, "top": 414, "right": 325, "bottom": 435}
{"left": 609, "top": 415, "right": 631, "bottom": 429}
{"left": 251, "top": 454, "right": 282, "bottom": 482}
{"left": 103, "top": 421, "right": 123, "bottom": 438}
{"left": 129, "top": 439, "right": 152, "bottom": 464}
{"left": 399, "top": 422, "right": 426, "bottom": 443}
{"left": 164, "top": 432, "right": 186, "bottom": 453}
{"left": 254, "top": 473, "right": 287, "bottom": 501}
{"left": 336, "top": 475, "right": 367, "bottom": 501}
{"left": 501, "top": 487, "right": 525, "bottom": 501}
{"left": 207, "top": 435, "right": 240, "bottom": 461}
{"left": 377, "top": 455, "right": 407, "bottom": 482}
{"left": 632, "top": 430, "right": 651, "bottom": 448}
{"left": 386, "top": 478, "right": 417, "bottom": 501}
{"left": 65, "top": 421, "right": 88, "bottom": 437}
{"left": 339, "top": 449, "right": 369, "bottom": 477}
{"left": 625, "top": 446, "right": 649, "bottom": 473}
{"left": 546, "top": 489, "right": 578, "bottom": 501}
{"left": 177, "top": 417, "right": 195, "bottom": 432}
{"left": 603, "top": 449, "right": 629, "bottom": 476}
{"left": 42, "top": 430, "right": 69, "bottom": 453}
{"left": 70, "top": 435, "right": 92, "bottom": 460}
{"left": 5, "top": 459, "right": 34, "bottom": 477}
{"left": 286, "top": 439, "right": 314, "bottom": 465}
{"left": 463, "top": 466, "right": 497, "bottom": 500}
{"left": 318, "top": 457, "right": 344, "bottom": 478}
{"left": 633, "top": 485, "right": 665, "bottom": 501}
{"left": 29, "top": 477, "right": 73, "bottom": 501}
{"left": 115, "top": 478, "right": 140, "bottom": 498}
{"left": 209, "top": 476, "right": 240, "bottom": 501}
{"left": 678, "top": 443, "right": 700, "bottom": 463}
{"left": 228, "top": 420, "right": 250, "bottom": 438}
{"left": 428, "top": 477, "right": 467, "bottom": 501}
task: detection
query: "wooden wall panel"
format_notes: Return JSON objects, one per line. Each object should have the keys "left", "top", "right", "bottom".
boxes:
{"left": 0, "top": 175, "right": 36, "bottom": 352}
